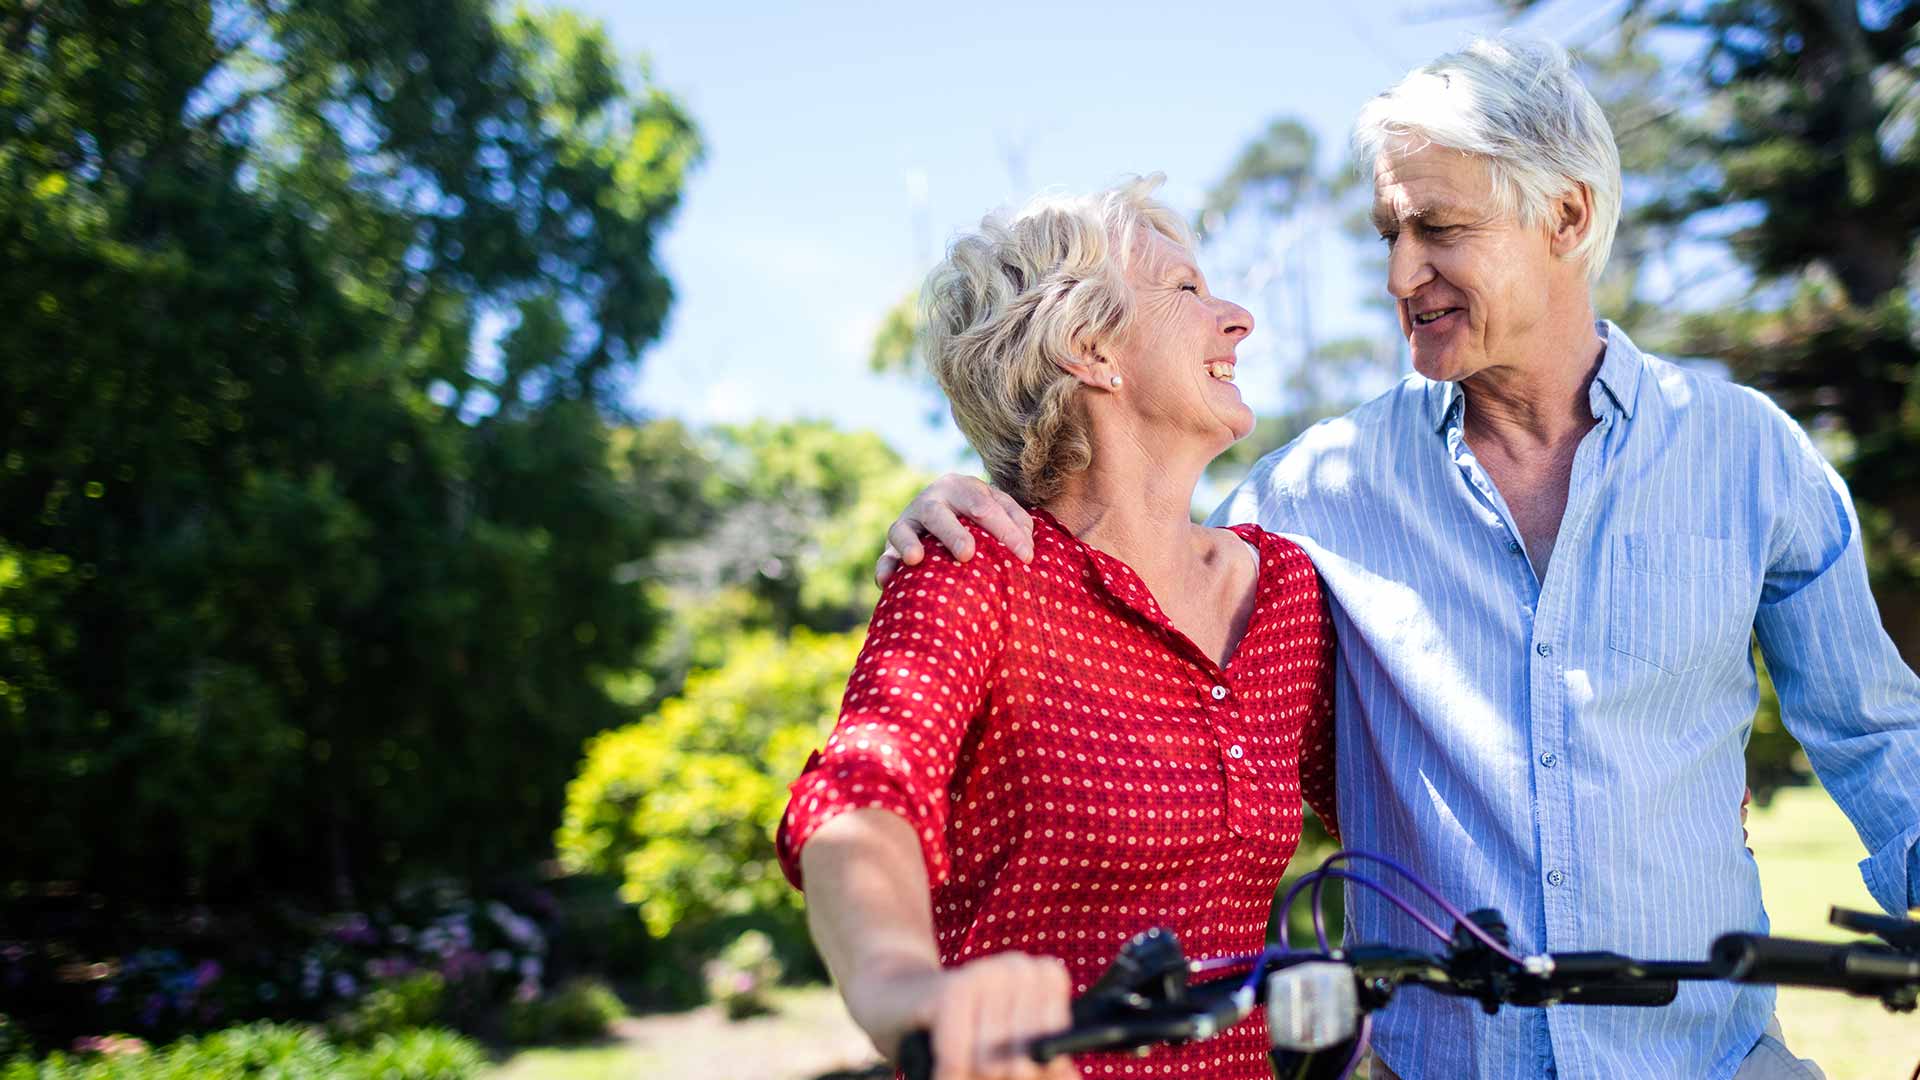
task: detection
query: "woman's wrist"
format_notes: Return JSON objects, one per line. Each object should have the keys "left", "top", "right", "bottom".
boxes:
{"left": 843, "top": 961, "right": 944, "bottom": 1060}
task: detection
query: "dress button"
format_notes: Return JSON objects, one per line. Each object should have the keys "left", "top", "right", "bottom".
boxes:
{"left": 1547, "top": 869, "right": 1566, "bottom": 887}
{"left": 1227, "top": 744, "right": 1245, "bottom": 759}
{"left": 1540, "top": 751, "right": 1558, "bottom": 768}
{"left": 1535, "top": 642, "right": 1553, "bottom": 657}
{"left": 1210, "top": 685, "right": 1228, "bottom": 700}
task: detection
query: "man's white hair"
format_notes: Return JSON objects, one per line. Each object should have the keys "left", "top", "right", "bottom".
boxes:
{"left": 1353, "top": 33, "right": 1622, "bottom": 284}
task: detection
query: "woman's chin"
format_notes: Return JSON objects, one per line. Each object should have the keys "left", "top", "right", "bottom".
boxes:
{"left": 1221, "top": 401, "right": 1257, "bottom": 443}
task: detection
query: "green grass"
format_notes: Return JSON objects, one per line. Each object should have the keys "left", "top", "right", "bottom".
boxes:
{"left": 487, "top": 785, "right": 1916, "bottom": 1080}
{"left": 487, "top": 1044, "right": 644, "bottom": 1080}
{"left": 1748, "top": 785, "right": 1919, "bottom": 1080}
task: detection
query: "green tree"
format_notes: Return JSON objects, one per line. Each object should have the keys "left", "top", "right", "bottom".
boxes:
{"left": 558, "top": 629, "right": 860, "bottom": 945}
{"left": 1507, "top": 0, "right": 1920, "bottom": 668}
{"left": 0, "top": 0, "right": 700, "bottom": 900}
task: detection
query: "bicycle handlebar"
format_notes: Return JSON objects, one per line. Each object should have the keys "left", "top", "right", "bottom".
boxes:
{"left": 889, "top": 869, "right": 1920, "bottom": 1080}
{"left": 1714, "top": 932, "right": 1920, "bottom": 1004}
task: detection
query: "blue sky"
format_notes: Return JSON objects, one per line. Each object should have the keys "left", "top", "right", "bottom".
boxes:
{"left": 570, "top": 0, "right": 1613, "bottom": 470}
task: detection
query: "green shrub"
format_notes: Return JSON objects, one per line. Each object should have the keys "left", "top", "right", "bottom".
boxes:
{"left": 0, "top": 1014, "right": 28, "bottom": 1062}
{"left": 327, "top": 973, "right": 444, "bottom": 1045}
{"left": 557, "top": 629, "right": 861, "bottom": 944}
{"left": 0, "top": 1023, "right": 486, "bottom": 1080}
{"left": 702, "top": 931, "right": 782, "bottom": 1020}
{"left": 502, "top": 979, "right": 625, "bottom": 1045}
{"left": 336, "top": 1028, "right": 487, "bottom": 1080}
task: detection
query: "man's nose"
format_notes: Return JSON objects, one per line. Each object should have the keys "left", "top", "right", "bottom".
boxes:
{"left": 1386, "top": 238, "right": 1431, "bottom": 299}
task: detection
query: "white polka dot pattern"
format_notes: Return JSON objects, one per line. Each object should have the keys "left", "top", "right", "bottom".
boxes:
{"left": 778, "top": 510, "right": 1337, "bottom": 1078}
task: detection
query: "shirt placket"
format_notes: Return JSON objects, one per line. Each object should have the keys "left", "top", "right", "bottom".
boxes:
{"left": 1531, "top": 414, "right": 1613, "bottom": 1078}
{"left": 1444, "top": 412, "right": 1564, "bottom": 1079}
{"left": 1080, "top": 552, "right": 1263, "bottom": 840}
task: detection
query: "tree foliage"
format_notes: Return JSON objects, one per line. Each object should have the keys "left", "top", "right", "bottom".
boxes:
{"left": 557, "top": 419, "right": 926, "bottom": 971}
{"left": 557, "top": 629, "right": 859, "bottom": 942}
{"left": 1512, "top": 0, "right": 1920, "bottom": 667}
{"left": 0, "top": 0, "right": 701, "bottom": 900}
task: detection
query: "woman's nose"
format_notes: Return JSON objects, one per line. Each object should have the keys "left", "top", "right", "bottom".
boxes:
{"left": 1218, "top": 299, "right": 1253, "bottom": 340}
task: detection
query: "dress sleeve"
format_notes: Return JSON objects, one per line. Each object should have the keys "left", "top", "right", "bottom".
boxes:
{"left": 777, "top": 528, "right": 1009, "bottom": 892}
{"left": 1298, "top": 575, "right": 1340, "bottom": 845}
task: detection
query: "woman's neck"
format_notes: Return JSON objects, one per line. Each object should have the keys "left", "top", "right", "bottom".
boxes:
{"left": 1043, "top": 443, "right": 1210, "bottom": 580}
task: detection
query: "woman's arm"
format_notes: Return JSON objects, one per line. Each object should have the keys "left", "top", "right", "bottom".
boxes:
{"left": 801, "top": 809, "right": 1078, "bottom": 1080}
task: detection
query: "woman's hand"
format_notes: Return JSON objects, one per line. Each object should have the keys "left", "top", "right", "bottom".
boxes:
{"left": 862, "top": 952, "right": 1081, "bottom": 1080}
{"left": 876, "top": 474, "right": 1035, "bottom": 587}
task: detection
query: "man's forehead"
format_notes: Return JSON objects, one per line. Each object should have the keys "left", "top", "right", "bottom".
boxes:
{"left": 1370, "top": 149, "right": 1496, "bottom": 220}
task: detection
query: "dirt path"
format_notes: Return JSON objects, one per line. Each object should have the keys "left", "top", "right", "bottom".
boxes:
{"left": 491, "top": 986, "right": 888, "bottom": 1080}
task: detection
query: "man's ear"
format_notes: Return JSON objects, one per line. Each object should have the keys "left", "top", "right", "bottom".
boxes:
{"left": 1549, "top": 182, "right": 1595, "bottom": 259}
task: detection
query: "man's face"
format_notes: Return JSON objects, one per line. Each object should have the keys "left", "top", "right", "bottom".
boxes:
{"left": 1371, "top": 144, "right": 1556, "bottom": 384}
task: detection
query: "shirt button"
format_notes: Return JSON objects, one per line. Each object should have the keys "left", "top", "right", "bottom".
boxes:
{"left": 1507, "top": 538, "right": 1523, "bottom": 555}
{"left": 1540, "top": 751, "right": 1558, "bottom": 768}
{"left": 1210, "top": 685, "right": 1228, "bottom": 700}
{"left": 1547, "top": 869, "right": 1566, "bottom": 887}
{"left": 1228, "top": 744, "right": 1245, "bottom": 759}
{"left": 1535, "top": 642, "right": 1553, "bottom": 657}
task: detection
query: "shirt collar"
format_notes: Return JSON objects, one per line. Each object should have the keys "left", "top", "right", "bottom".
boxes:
{"left": 1426, "top": 319, "right": 1645, "bottom": 434}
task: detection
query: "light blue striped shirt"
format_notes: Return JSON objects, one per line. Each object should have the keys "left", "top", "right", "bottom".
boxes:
{"left": 1210, "top": 322, "right": 1920, "bottom": 1079}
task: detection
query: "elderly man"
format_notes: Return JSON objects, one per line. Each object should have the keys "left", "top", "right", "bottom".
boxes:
{"left": 874, "top": 35, "right": 1920, "bottom": 1080}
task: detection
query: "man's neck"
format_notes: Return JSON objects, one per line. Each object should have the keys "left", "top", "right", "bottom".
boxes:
{"left": 1459, "top": 319, "right": 1607, "bottom": 453}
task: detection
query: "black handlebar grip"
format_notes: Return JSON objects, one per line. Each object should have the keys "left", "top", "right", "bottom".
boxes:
{"left": 1713, "top": 934, "right": 1868, "bottom": 990}
{"left": 898, "top": 1029, "right": 933, "bottom": 1080}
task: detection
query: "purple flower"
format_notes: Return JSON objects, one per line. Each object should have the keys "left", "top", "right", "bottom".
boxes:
{"left": 73, "top": 1035, "right": 149, "bottom": 1057}
{"left": 366, "top": 956, "right": 415, "bottom": 980}
{"left": 330, "top": 914, "right": 378, "bottom": 947}
{"left": 439, "top": 948, "right": 487, "bottom": 984}
{"left": 193, "top": 960, "right": 222, "bottom": 989}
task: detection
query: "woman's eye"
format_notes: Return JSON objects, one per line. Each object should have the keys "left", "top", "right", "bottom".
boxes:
{"left": 1179, "top": 283, "right": 1200, "bottom": 293}
{"left": 1377, "top": 232, "right": 1397, "bottom": 247}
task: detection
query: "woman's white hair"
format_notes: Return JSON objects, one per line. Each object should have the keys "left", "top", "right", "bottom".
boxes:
{"left": 920, "top": 175, "right": 1190, "bottom": 506}
{"left": 1352, "top": 33, "right": 1621, "bottom": 284}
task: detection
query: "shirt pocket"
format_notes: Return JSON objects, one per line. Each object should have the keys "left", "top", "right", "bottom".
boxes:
{"left": 1606, "top": 533, "right": 1751, "bottom": 675}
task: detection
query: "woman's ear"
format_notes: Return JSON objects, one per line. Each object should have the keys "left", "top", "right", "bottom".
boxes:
{"left": 1053, "top": 344, "right": 1118, "bottom": 391}
{"left": 1549, "top": 182, "right": 1595, "bottom": 259}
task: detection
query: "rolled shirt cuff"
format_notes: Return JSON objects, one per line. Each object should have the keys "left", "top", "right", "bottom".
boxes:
{"left": 1857, "top": 820, "right": 1920, "bottom": 915}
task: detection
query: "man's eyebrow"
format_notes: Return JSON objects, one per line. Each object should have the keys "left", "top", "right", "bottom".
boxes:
{"left": 1372, "top": 202, "right": 1468, "bottom": 229}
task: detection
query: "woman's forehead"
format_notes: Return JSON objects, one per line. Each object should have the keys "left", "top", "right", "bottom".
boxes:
{"left": 1129, "top": 225, "right": 1195, "bottom": 275}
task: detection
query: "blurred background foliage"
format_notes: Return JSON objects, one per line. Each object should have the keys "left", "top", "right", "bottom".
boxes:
{"left": 2, "top": 0, "right": 1918, "bottom": 1071}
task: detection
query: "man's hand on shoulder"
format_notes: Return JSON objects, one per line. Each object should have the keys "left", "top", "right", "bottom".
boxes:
{"left": 876, "top": 474, "right": 1036, "bottom": 587}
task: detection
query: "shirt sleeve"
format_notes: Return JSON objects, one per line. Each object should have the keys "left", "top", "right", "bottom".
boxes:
{"left": 1752, "top": 411, "right": 1920, "bottom": 914}
{"left": 776, "top": 528, "right": 1009, "bottom": 892}
{"left": 1299, "top": 578, "right": 1340, "bottom": 845}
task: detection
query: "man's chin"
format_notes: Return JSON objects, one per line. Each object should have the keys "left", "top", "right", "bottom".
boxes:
{"left": 1409, "top": 346, "right": 1471, "bottom": 384}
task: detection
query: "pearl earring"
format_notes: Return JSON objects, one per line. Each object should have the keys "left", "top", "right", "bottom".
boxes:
{"left": 1108, "top": 375, "right": 1123, "bottom": 388}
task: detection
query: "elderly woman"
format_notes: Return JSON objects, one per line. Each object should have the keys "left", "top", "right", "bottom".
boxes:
{"left": 776, "top": 177, "right": 1337, "bottom": 1080}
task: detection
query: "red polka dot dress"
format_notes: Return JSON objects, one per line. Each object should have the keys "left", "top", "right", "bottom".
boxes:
{"left": 778, "top": 508, "right": 1338, "bottom": 1079}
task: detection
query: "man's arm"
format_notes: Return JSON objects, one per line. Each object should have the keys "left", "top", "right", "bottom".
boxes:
{"left": 1753, "top": 419, "right": 1920, "bottom": 914}
{"left": 875, "top": 475, "right": 1035, "bottom": 587}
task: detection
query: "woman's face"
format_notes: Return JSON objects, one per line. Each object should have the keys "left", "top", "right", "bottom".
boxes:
{"left": 1100, "top": 228, "right": 1256, "bottom": 449}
